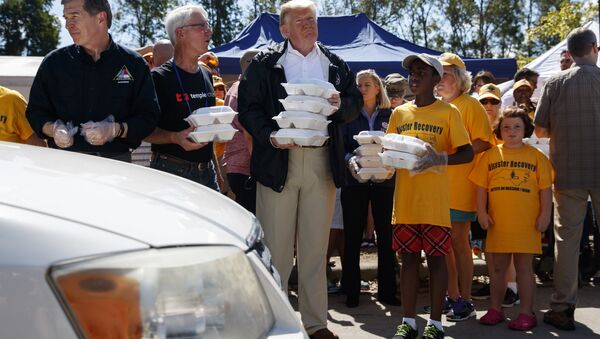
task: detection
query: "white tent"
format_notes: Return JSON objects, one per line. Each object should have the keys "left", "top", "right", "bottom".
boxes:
{"left": 500, "top": 21, "right": 600, "bottom": 107}
{"left": 0, "top": 56, "right": 43, "bottom": 100}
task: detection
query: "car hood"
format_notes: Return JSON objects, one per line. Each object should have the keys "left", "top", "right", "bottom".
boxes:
{"left": 0, "top": 143, "right": 254, "bottom": 249}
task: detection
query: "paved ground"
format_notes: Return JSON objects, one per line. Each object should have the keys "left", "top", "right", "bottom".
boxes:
{"left": 290, "top": 252, "right": 600, "bottom": 338}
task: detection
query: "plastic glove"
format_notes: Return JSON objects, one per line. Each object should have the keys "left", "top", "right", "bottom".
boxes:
{"left": 348, "top": 155, "right": 368, "bottom": 183}
{"left": 410, "top": 143, "right": 448, "bottom": 175}
{"left": 53, "top": 120, "right": 78, "bottom": 148}
{"left": 80, "top": 115, "right": 118, "bottom": 146}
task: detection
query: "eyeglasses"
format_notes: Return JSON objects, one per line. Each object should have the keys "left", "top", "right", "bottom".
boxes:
{"left": 480, "top": 99, "right": 500, "bottom": 105}
{"left": 180, "top": 22, "right": 212, "bottom": 32}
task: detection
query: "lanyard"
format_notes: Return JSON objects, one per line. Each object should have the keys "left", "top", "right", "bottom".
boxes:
{"left": 172, "top": 59, "right": 211, "bottom": 115}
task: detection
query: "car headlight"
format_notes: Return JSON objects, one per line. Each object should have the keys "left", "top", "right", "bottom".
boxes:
{"left": 246, "top": 219, "right": 280, "bottom": 287}
{"left": 49, "top": 247, "right": 274, "bottom": 339}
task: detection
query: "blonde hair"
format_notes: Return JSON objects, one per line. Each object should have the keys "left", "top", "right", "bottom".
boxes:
{"left": 448, "top": 65, "right": 472, "bottom": 95}
{"left": 280, "top": 0, "right": 318, "bottom": 26}
{"left": 357, "top": 69, "right": 391, "bottom": 109}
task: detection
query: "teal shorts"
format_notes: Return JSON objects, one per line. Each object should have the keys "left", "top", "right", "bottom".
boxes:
{"left": 450, "top": 209, "right": 477, "bottom": 222}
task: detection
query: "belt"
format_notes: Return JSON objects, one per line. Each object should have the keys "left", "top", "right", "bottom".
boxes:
{"left": 151, "top": 152, "right": 210, "bottom": 170}
{"left": 300, "top": 140, "right": 330, "bottom": 149}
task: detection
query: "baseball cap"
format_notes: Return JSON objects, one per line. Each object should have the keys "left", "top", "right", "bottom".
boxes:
{"left": 512, "top": 79, "right": 533, "bottom": 91}
{"left": 212, "top": 75, "right": 225, "bottom": 89}
{"left": 438, "top": 52, "right": 466, "bottom": 70}
{"left": 478, "top": 83, "right": 501, "bottom": 101}
{"left": 402, "top": 54, "right": 444, "bottom": 77}
{"left": 384, "top": 73, "right": 408, "bottom": 95}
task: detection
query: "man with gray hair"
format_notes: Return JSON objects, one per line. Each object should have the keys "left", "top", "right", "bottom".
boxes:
{"left": 535, "top": 27, "right": 600, "bottom": 331}
{"left": 152, "top": 39, "right": 174, "bottom": 68}
{"left": 26, "top": 0, "right": 160, "bottom": 161}
{"left": 238, "top": 1, "right": 362, "bottom": 338}
{"left": 145, "top": 5, "right": 219, "bottom": 189}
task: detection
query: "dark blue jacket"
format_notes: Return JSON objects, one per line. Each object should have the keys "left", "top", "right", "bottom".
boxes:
{"left": 342, "top": 107, "right": 394, "bottom": 187}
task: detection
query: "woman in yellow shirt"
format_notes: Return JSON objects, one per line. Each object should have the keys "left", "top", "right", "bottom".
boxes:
{"left": 470, "top": 107, "right": 553, "bottom": 331}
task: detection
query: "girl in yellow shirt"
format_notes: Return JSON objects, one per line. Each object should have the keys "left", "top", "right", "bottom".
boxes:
{"left": 470, "top": 106, "right": 553, "bottom": 331}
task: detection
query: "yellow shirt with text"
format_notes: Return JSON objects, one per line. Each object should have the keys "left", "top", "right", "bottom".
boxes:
{"left": 387, "top": 99, "right": 471, "bottom": 227}
{"left": 0, "top": 86, "right": 34, "bottom": 143}
{"left": 469, "top": 144, "right": 553, "bottom": 253}
{"left": 447, "top": 93, "right": 494, "bottom": 212}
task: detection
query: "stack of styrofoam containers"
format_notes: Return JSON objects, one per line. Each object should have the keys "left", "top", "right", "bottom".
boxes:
{"left": 273, "top": 79, "right": 338, "bottom": 147}
{"left": 352, "top": 131, "right": 394, "bottom": 181}
{"left": 184, "top": 106, "right": 238, "bottom": 143}
{"left": 524, "top": 137, "right": 550, "bottom": 157}
{"left": 379, "top": 134, "right": 428, "bottom": 170}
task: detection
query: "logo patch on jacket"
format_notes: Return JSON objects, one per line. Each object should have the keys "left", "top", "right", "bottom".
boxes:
{"left": 114, "top": 66, "right": 133, "bottom": 83}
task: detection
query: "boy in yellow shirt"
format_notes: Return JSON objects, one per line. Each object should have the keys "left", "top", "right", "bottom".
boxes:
{"left": 0, "top": 86, "right": 45, "bottom": 146}
{"left": 389, "top": 54, "right": 473, "bottom": 339}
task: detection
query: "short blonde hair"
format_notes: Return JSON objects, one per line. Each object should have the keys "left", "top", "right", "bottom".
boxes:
{"left": 357, "top": 69, "right": 391, "bottom": 109}
{"left": 447, "top": 65, "right": 472, "bottom": 95}
{"left": 280, "top": 0, "right": 317, "bottom": 26}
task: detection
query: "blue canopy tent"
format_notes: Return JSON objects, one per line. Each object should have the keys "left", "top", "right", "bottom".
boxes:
{"left": 211, "top": 13, "right": 517, "bottom": 79}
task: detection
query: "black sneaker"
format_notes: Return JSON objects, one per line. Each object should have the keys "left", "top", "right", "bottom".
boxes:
{"left": 502, "top": 288, "right": 520, "bottom": 308}
{"left": 472, "top": 283, "right": 491, "bottom": 300}
{"left": 422, "top": 324, "right": 445, "bottom": 339}
{"left": 392, "top": 322, "right": 418, "bottom": 339}
{"left": 446, "top": 297, "right": 476, "bottom": 322}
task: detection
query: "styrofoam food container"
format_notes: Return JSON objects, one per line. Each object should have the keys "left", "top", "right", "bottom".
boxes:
{"left": 281, "top": 79, "right": 339, "bottom": 99}
{"left": 355, "top": 144, "right": 383, "bottom": 156}
{"left": 353, "top": 130, "right": 385, "bottom": 145}
{"left": 273, "top": 128, "right": 329, "bottom": 147}
{"left": 185, "top": 111, "right": 237, "bottom": 127}
{"left": 273, "top": 111, "right": 330, "bottom": 131}
{"left": 357, "top": 167, "right": 394, "bottom": 181}
{"left": 357, "top": 156, "right": 384, "bottom": 168}
{"left": 381, "top": 133, "right": 428, "bottom": 155}
{"left": 524, "top": 137, "right": 550, "bottom": 156}
{"left": 379, "top": 150, "right": 421, "bottom": 170}
{"left": 188, "top": 124, "right": 237, "bottom": 143}
{"left": 279, "top": 95, "right": 338, "bottom": 116}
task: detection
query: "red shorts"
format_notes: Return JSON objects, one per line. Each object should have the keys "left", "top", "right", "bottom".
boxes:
{"left": 392, "top": 224, "right": 451, "bottom": 256}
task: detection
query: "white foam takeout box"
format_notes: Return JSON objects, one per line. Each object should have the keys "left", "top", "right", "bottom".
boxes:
{"left": 273, "top": 128, "right": 329, "bottom": 147}
{"left": 357, "top": 167, "right": 395, "bottom": 181}
{"left": 523, "top": 137, "right": 550, "bottom": 156}
{"left": 357, "top": 156, "right": 384, "bottom": 168}
{"left": 185, "top": 106, "right": 237, "bottom": 127}
{"left": 281, "top": 79, "right": 339, "bottom": 99}
{"left": 379, "top": 150, "right": 422, "bottom": 170}
{"left": 188, "top": 124, "right": 238, "bottom": 143}
{"left": 355, "top": 144, "right": 383, "bottom": 157}
{"left": 272, "top": 111, "right": 330, "bottom": 131}
{"left": 381, "top": 133, "right": 428, "bottom": 155}
{"left": 353, "top": 130, "right": 385, "bottom": 145}
{"left": 279, "top": 95, "right": 338, "bottom": 116}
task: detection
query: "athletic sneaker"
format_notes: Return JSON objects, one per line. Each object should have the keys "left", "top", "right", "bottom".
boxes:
{"left": 424, "top": 296, "right": 455, "bottom": 314}
{"left": 392, "top": 322, "right": 418, "bottom": 339}
{"left": 447, "top": 297, "right": 476, "bottom": 322}
{"left": 502, "top": 288, "right": 520, "bottom": 308}
{"left": 471, "top": 283, "right": 491, "bottom": 300}
{"left": 422, "top": 324, "right": 445, "bottom": 339}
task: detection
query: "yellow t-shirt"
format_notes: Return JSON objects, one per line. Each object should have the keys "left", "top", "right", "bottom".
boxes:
{"left": 447, "top": 93, "right": 494, "bottom": 212}
{"left": 0, "top": 86, "right": 34, "bottom": 143}
{"left": 387, "top": 99, "right": 471, "bottom": 227}
{"left": 469, "top": 144, "right": 553, "bottom": 254}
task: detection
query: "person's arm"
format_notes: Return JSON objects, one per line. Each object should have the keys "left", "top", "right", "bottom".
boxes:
{"left": 144, "top": 126, "right": 207, "bottom": 151}
{"left": 25, "top": 134, "right": 47, "bottom": 147}
{"left": 475, "top": 185, "right": 493, "bottom": 229}
{"left": 536, "top": 188, "right": 553, "bottom": 232}
{"left": 25, "top": 60, "right": 60, "bottom": 138}
{"left": 534, "top": 81, "right": 552, "bottom": 137}
{"left": 535, "top": 126, "right": 550, "bottom": 138}
{"left": 327, "top": 60, "right": 363, "bottom": 124}
{"left": 448, "top": 144, "right": 474, "bottom": 165}
{"left": 472, "top": 139, "right": 492, "bottom": 154}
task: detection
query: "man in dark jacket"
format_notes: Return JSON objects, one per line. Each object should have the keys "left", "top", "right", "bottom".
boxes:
{"left": 26, "top": 0, "right": 159, "bottom": 162}
{"left": 238, "top": 1, "right": 361, "bottom": 338}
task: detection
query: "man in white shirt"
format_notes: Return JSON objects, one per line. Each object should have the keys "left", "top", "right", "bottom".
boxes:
{"left": 238, "top": 1, "right": 362, "bottom": 338}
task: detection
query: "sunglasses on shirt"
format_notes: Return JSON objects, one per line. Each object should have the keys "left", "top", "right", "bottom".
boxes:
{"left": 480, "top": 98, "right": 500, "bottom": 105}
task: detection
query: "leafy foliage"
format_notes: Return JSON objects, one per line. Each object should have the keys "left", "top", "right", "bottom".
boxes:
{"left": 0, "top": 0, "right": 59, "bottom": 56}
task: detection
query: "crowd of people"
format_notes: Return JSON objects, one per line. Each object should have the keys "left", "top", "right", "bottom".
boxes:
{"left": 1, "top": 0, "right": 599, "bottom": 338}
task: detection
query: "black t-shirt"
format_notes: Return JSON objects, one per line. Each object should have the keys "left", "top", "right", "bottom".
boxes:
{"left": 151, "top": 60, "right": 216, "bottom": 162}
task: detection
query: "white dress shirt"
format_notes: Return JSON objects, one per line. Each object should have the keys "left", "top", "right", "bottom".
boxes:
{"left": 278, "top": 42, "right": 329, "bottom": 82}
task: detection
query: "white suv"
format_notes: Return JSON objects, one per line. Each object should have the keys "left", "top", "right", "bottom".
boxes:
{"left": 0, "top": 142, "right": 306, "bottom": 339}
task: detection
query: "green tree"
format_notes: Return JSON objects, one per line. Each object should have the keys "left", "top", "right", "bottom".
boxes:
{"left": 0, "top": 0, "right": 59, "bottom": 56}
{"left": 198, "top": 0, "right": 245, "bottom": 47}
{"left": 114, "top": 0, "right": 179, "bottom": 47}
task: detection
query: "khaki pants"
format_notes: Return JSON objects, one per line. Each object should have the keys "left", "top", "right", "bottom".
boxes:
{"left": 551, "top": 188, "right": 600, "bottom": 311}
{"left": 256, "top": 146, "right": 336, "bottom": 334}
